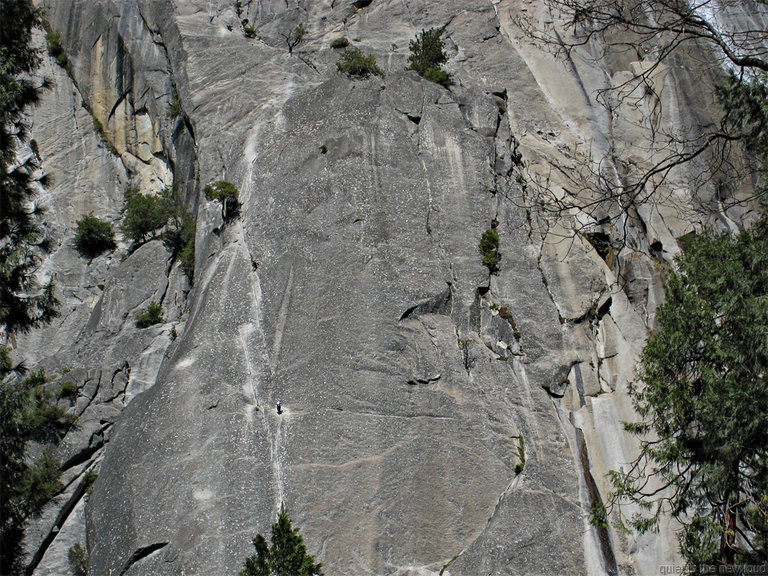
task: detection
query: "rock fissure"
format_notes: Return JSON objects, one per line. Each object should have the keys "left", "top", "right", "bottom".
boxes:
{"left": 107, "top": 90, "right": 131, "bottom": 122}
{"left": 24, "top": 465, "right": 97, "bottom": 576}
{"left": 60, "top": 436, "right": 105, "bottom": 471}
{"left": 298, "top": 54, "right": 319, "bottom": 73}
{"left": 118, "top": 542, "right": 170, "bottom": 576}
{"left": 102, "top": 363, "right": 131, "bottom": 404}
{"left": 78, "top": 373, "right": 103, "bottom": 417}
{"left": 536, "top": 251, "right": 565, "bottom": 325}
{"left": 553, "top": 397, "right": 619, "bottom": 576}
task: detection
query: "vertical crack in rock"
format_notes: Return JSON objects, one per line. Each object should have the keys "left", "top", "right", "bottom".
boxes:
{"left": 571, "top": 362, "right": 587, "bottom": 409}
{"left": 553, "top": 398, "right": 619, "bottom": 576}
{"left": 108, "top": 90, "right": 132, "bottom": 121}
{"left": 24, "top": 466, "right": 100, "bottom": 575}
{"left": 438, "top": 464, "right": 523, "bottom": 576}
{"left": 75, "top": 373, "right": 102, "bottom": 419}
{"left": 271, "top": 415, "right": 287, "bottom": 511}
{"left": 104, "top": 363, "right": 131, "bottom": 404}
{"left": 230, "top": 234, "right": 284, "bottom": 515}
{"left": 536, "top": 251, "right": 565, "bottom": 325}
{"left": 574, "top": 425, "right": 619, "bottom": 576}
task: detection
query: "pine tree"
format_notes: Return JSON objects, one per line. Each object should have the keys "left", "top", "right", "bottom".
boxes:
{"left": 0, "top": 0, "right": 58, "bottom": 342}
{"left": 240, "top": 508, "right": 323, "bottom": 576}
{"left": 1, "top": 3, "right": 63, "bottom": 573}
{"left": 406, "top": 28, "right": 451, "bottom": 88}
{"left": 609, "top": 222, "right": 768, "bottom": 569}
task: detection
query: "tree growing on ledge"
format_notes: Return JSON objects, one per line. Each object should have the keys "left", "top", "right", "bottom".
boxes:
{"left": 607, "top": 222, "right": 768, "bottom": 569}
{"left": 240, "top": 507, "right": 323, "bottom": 576}
{"left": 478, "top": 227, "right": 500, "bottom": 273}
{"left": 406, "top": 27, "right": 450, "bottom": 88}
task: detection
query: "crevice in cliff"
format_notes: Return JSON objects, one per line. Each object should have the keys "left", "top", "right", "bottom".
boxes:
{"left": 298, "top": 54, "right": 320, "bottom": 73}
{"left": 553, "top": 398, "right": 619, "bottom": 576}
{"left": 108, "top": 90, "right": 131, "bottom": 122}
{"left": 24, "top": 465, "right": 100, "bottom": 576}
{"left": 471, "top": 286, "right": 490, "bottom": 335}
{"left": 574, "top": 424, "right": 619, "bottom": 576}
{"left": 61, "top": 422, "right": 111, "bottom": 471}
{"left": 535, "top": 252, "right": 565, "bottom": 325}
{"left": 497, "top": 305, "right": 523, "bottom": 344}
{"left": 407, "top": 373, "right": 441, "bottom": 386}
{"left": 438, "top": 470, "right": 522, "bottom": 575}
{"left": 69, "top": 372, "right": 101, "bottom": 419}
{"left": 399, "top": 283, "right": 453, "bottom": 321}
{"left": 572, "top": 295, "right": 612, "bottom": 326}
{"left": 103, "top": 362, "right": 131, "bottom": 404}
{"left": 136, "top": 6, "right": 161, "bottom": 39}
{"left": 118, "top": 542, "right": 169, "bottom": 576}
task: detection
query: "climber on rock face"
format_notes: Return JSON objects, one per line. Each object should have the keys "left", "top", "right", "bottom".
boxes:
{"left": 276, "top": 400, "right": 282, "bottom": 414}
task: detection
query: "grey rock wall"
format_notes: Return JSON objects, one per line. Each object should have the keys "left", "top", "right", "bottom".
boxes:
{"left": 18, "top": 1, "right": 766, "bottom": 575}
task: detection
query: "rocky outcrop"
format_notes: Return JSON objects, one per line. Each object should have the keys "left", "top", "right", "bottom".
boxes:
{"left": 17, "top": 1, "right": 765, "bottom": 575}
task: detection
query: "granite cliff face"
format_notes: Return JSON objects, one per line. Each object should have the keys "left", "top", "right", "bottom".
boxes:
{"left": 17, "top": 1, "right": 765, "bottom": 575}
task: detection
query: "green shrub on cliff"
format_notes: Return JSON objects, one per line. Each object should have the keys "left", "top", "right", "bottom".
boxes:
{"left": 336, "top": 48, "right": 383, "bottom": 78}
{"left": 67, "top": 543, "right": 88, "bottom": 576}
{"left": 135, "top": 301, "right": 163, "bottom": 328}
{"left": 1, "top": 367, "right": 74, "bottom": 575}
{"left": 121, "top": 186, "right": 197, "bottom": 280}
{"left": 406, "top": 27, "right": 450, "bottom": 88}
{"left": 45, "top": 27, "right": 68, "bottom": 68}
{"left": 479, "top": 228, "right": 500, "bottom": 272}
{"left": 330, "top": 37, "right": 349, "bottom": 49}
{"left": 204, "top": 180, "right": 240, "bottom": 202}
{"left": 121, "top": 188, "right": 171, "bottom": 243}
{"left": 74, "top": 214, "right": 116, "bottom": 258}
{"left": 204, "top": 180, "right": 240, "bottom": 221}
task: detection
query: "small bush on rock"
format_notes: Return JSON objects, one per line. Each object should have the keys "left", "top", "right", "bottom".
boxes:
{"left": 422, "top": 66, "right": 451, "bottom": 89}
{"left": 204, "top": 180, "right": 240, "bottom": 202}
{"left": 56, "top": 381, "right": 78, "bottom": 401}
{"left": 74, "top": 214, "right": 116, "bottom": 258}
{"left": 204, "top": 180, "right": 240, "bottom": 221}
{"left": 121, "top": 188, "right": 171, "bottom": 244}
{"left": 67, "top": 542, "right": 88, "bottom": 576}
{"left": 406, "top": 27, "right": 451, "bottom": 88}
{"left": 135, "top": 301, "right": 164, "bottom": 328}
{"left": 176, "top": 215, "right": 197, "bottom": 279}
{"left": 479, "top": 228, "right": 500, "bottom": 272}
{"left": 163, "top": 211, "right": 196, "bottom": 280}
{"left": 330, "top": 37, "right": 350, "bottom": 49}
{"left": 82, "top": 469, "right": 98, "bottom": 495}
{"left": 45, "top": 27, "right": 68, "bottom": 68}
{"left": 19, "top": 452, "right": 63, "bottom": 513}
{"left": 336, "top": 48, "right": 383, "bottom": 77}
{"left": 163, "top": 187, "right": 197, "bottom": 281}
{"left": 22, "top": 370, "right": 77, "bottom": 443}
{"left": 168, "top": 88, "right": 182, "bottom": 119}
{"left": 284, "top": 23, "right": 307, "bottom": 54}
